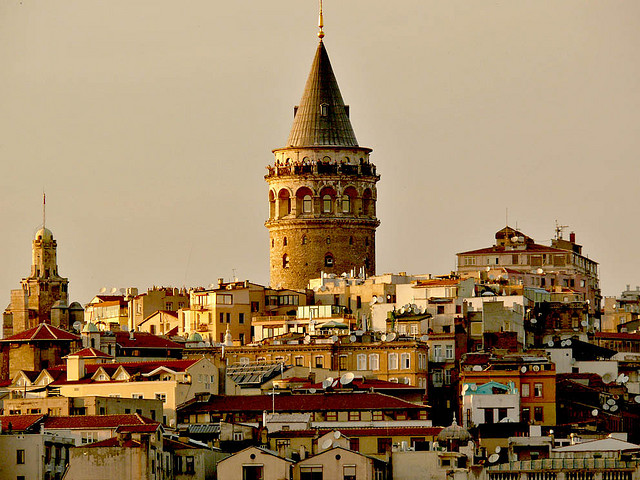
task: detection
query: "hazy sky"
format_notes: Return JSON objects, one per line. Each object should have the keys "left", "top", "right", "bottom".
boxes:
{"left": 1, "top": 1, "right": 639, "bottom": 305}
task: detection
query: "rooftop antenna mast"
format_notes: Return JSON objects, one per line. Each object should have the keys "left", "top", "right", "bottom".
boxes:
{"left": 555, "top": 220, "right": 568, "bottom": 240}
{"left": 318, "top": 0, "right": 324, "bottom": 39}
{"left": 42, "top": 190, "right": 46, "bottom": 230}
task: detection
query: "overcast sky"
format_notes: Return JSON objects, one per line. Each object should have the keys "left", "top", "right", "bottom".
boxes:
{"left": 1, "top": 1, "right": 639, "bottom": 304}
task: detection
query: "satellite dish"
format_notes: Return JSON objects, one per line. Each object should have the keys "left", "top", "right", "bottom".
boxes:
{"left": 304, "top": 335, "right": 311, "bottom": 343}
{"left": 381, "top": 334, "right": 387, "bottom": 342}
{"left": 119, "top": 288, "right": 126, "bottom": 294}
{"left": 340, "top": 372, "right": 355, "bottom": 386}
{"left": 322, "top": 378, "right": 332, "bottom": 389}
{"left": 495, "top": 446, "right": 501, "bottom": 453}
{"left": 371, "top": 296, "right": 378, "bottom": 304}
{"left": 581, "top": 320, "right": 588, "bottom": 327}
{"left": 548, "top": 341, "right": 554, "bottom": 347}
{"left": 610, "top": 405, "right": 619, "bottom": 412}
{"left": 520, "top": 366, "right": 527, "bottom": 374}
{"left": 473, "top": 365, "right": 483, "bottom": 372}
{"left": 634, "top": 395, "right": 640, "bottom": 404}
{"left": 485, "top": 266, "right": 491, "bottom": 272}
{"left": 386, "top": 332, "right": 397, "bottom": 342}
{"left": 607, "top": 398, "right": 616, "bottom": 406}
{"left": 560, "top": 340, "right": 567, "bottom": 347}
{"left": 531, "top": 318, "right": 537, "bottom": 324}
{"left": 623, "top": 375, "right": 630, "bottom": 383}
{"left": 321, "top": 439, "right": 333, "bottom": 450}
{"left": 462, "top": 384, "right": 469, "bottom": 393}
{"left": 309, "top": 388, "right": 317, "bottom": 394}
{"left": 420, "top": 334, "right": 429, "bottom": 342}
{"left": 602, "top": 373, "right": 614, "bottom": 384}
{"left": 333, "top": 431, "right": 341, "bottom": 439}
{"left": 603, "top": 403, "right": 610, "bottom": 411}
{"left": 488, "top": 454, "right": 500, "bottom": 463}
{"left": 404, "top": 377, "right": 411, "bottom": 384}
{"left": 72, "top": 321, "right": 82, "bottom": 332}
{"left": 110, "top": 287, "right": 118, "bottom": 294}
{"left": 533, "top": 365, "right": 540, "bottom": 372}
{"left": 349, "top": 335, "right": 356, "bottom": 343}
{"left": 411, "top": 304, "right": 418, "bottom": 311}
{"left": 565, "top": 339, "right": 572, "bottom": 346}
{"left": 591, "top": 409, "right": 599, "bottom": 417}
{"left": 355, "top": 330, "right": 364, "bottom": 336}
{"left": 399, "top": 307, "right": 405, "bottom": 315}
{"left": 330, "top": 335, "right": 338, "bottom": 343}
{"left": 470, "top": 384, "right": 478, "bottom": 391}
{"left": 331, "top": 379, "right": 339, "bottom": 388}
{"left": 616, "top": 374, "right": 625, "bottom": 384}
{"left": 536, "top": 268, "right": 544, "bottom": 274}
{"left": 99, "top": 287, "right": 107, "bottom": 293}
{"left": 406, "top": 306, "right": 412, "bottom": 314}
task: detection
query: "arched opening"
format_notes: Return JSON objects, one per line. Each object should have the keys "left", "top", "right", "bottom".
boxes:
{"left": 342, "top": 186, "right": 357, "bottom": 214}
{"left": 269, "top": 190, "right": 276, "bottom": 219}
{"left": 324, "top": 254, "right": 334, "bottom": 268}
{"left": 349, "top": 236, "right": 354, "bottom": 245}
{"left": 362, "top": 189, "right": 373, "bottom": 217}
{"left": 283, "top": 237, "right": 287, "bottom": 246}
{"left": 278, "top": 189, "right": 291, "bottom": 218}
{"left": 296, "top": 187, "right": 314, "bottom": 215}
{"left": 302, "top": 235, "right": 307, "bottom": 245}
{"left": 283, "top": 254, "right": 290, "bottom": 269}
{"left": 320, "top": 186, "right": 336, "bottom": 214}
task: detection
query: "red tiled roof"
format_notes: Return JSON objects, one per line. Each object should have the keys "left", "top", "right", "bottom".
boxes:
{"left": 115, "top": 332, "right": 183, "bottom": 349}
{"left": 47, "top": 358, "right": 200, "bottom": 385}
{"left": 83, "top": 437, "right": 143, "bottom": 448}
{"left": 304, "top": 378, "right": 416, "bottom": 390}
{"left": 415, "top": 279, "right": 460, "bottom": 287}
{"left": 179, "top": 393, "right": 425, "bottom": 414}
{"left": 458, "top": 243, "right": 568, "bottom": 256}
{"left": 66, "top": 347, "right": 113, "bottom": 359}
{"left": 272, "top": 426, "right": 443, "bottom": 438}
{"left": 116, "top": 424, "right": 161, "bottom": 434}
{"left": 595, "top": 332, "right": 640, "bottom": 340}
{"left": 44, "top": 414, "right": 158, "bottom": 430}
{"left": 2, "top": 323, "right": 80, "bottom": 342}
{"left": 92, "top": 295, "right": 125, "bottom": 303}
{"left": 0, "top": 415, "right": 45, "bottom": 432}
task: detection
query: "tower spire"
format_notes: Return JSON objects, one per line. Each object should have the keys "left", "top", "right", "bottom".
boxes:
{"left": 318, "top": 0, "right": 324, "bottom": 39}
{"left": 42, "top": 190, "right": 46, "bottom": 230}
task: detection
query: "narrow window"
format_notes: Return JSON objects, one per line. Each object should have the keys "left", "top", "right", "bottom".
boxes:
{"left": 283, "top": 237, "right": 287, "bottom": 246}
{"left": 303, "top": 195, "right": 312, "bottom": 213}
{"left": 320, "top": 103, "right": 328, "bottom": 116}
{"left": 323, "top": 195, "right": 332, "bottom": 213}
{"left": 302, "top": 235, "right": 307, "bottom": 245}
{"left": 283, "top": 254, "right": 290, "bottom": 269}
{"left": 324, "top": 254, "right": 334, "bottom": 267}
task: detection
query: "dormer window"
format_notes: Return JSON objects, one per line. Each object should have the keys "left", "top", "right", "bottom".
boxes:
{"left": 320, "top": 103, "right": 329, "bottom": 117}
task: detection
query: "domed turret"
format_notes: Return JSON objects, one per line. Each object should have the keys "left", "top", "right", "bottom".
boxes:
{"left": 437, "top": 416, "right": 472, "bottom": 452}
{"left": 34, "top": 227, "right": 54, "bottom": 242}
{"left": 187, "top": 332, "right": 203, "bottom": 343}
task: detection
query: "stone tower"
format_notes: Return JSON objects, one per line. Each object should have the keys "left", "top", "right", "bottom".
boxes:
{"left": 265, "top": 33, "right": 380, "bottom": 290}
{"left": 3, "top": 226, "right": 70, "bottom": 335}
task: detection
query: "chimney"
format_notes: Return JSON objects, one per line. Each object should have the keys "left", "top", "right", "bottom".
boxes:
{"left": 569, "top": 232, "right": 576, "bottom": 243}
{"left": 67, "top": 355, "right": 85, "bottom": 382}
{"left": 217, "top": 278, "right": 224, "bottom": 288}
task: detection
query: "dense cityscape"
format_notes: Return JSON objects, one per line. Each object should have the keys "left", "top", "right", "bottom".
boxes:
{"left": 2, "top": 5, "right": 640, "bottom": 480}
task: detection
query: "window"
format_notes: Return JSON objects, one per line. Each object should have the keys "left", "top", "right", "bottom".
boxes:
{"left": 437, "top": 305, "right": 445, "bottom": 315}
{"left": 219, "top": 312, "right": 224, "bottom": 323}
{"left": 324, "top": 254, "right": 334, "bottom": 267}
{"left": 301, "top": 466, "right": 323, "bottom": 480}
{"left": 226, "top": 312, "right": 231, "bottom": 323}
{"left": 295, "top": 356, "right": 304, "bottom": 366}
{"left": 185, "top": 456, "right": 195, "bottom": 474}
{"left": 302, "top": 235, "right": 308, "bottom": 245}
{"left": 303, "top": 195, "right": 312, "bottom": 213}
{"left": 239, "top": 313, "right": 245, "bottom": 324}
{"left": 322, "top": 195, "right": 332, "bottom": 213}
{"left": 349, "top": 438, "right": 360, "bottom": 451}
{"left": 534, "top": 407, "right": 544, "bottom": 422}
{"left": 445, "top": 345, "right": 454, "bottom": 359}
{"left": 377, "top": 437, "right": 392, "bottom": 454}
{"left": 155, "top": 393, "right": 167, "bottom": 402}
{"left": 251, "top": 301, "right": 259, "bottom": 312}
{"left": 432, "top": 369, "right": 443, "bottom": 386}
{"left": 484, "top": 408, "right": 494, "bottom": 424}
{"left": 357, "top": 354, "right": 367, "bottom": 370}
{"left": 339, "top": 355, "right": 348, "bottom": 370}
{"left": 343, "top": 465, "right": 356, "bottom": 480}
{"left": 522, "top": 407, "right": 530, "bottom": 423}
{"left": 342, "top": 195, "right": 351, "bottom": 213}
{"left": 369, "top": 354, "right": 379, "bottom": 371}
{"left": 243, "top": 465, "right": 264, "bottom": 480}
{"left": 326, "top": 411, "right": 337, "bottom": 421}
{"left": 81, "top": 432, "right": 96, "bottom": 445}
{"left": 434, "top": 344, "right": 442, "bottom": 360}
{"left": 16, "top": 449, "right": 25, "bottom": 464}
{"left": 132, "top": 393, "right": 144, "bottom": 399}
{"left": 348, "top": 411, "right": 361, "bottom": 421}
{"left": 283, "top": 254, "right": 290, "bottom": 269}
{"left": 216, "top": 294, "right": 232, "bottom": 305}
{"left": 400, "top": 353, "right": 411, "bottom": 369}
{"left": 534, "top": 383, "right": 543, "bottom": 397}
{"left": 320, "top": 103, "right": 328, "bottom": 116}
{"left": 522, "top": 383, "right": 530, "bottom": 397}
{"left": 444, "top": 369, "right": 452, "bottom": 385}
{"left": 315, "top": 356, "right": 323, "bottom": 368}
{"left": 283, "top": 236, "right": 287, "bottom": 246}
{"left": 388, "top": 353, "right": 398, "bottom": 370}
{"left": 498, "top": 408, "right": 508, "bottom": 421}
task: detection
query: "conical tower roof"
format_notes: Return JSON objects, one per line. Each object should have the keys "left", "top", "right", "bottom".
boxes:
{"left": 287, "top": 41, "right": 358, "bottom": 148}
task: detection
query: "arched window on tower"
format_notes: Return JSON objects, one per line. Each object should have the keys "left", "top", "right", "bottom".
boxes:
{"left": 296, "top": 187, "right": 314, "bottom": 216}
{"left": 342, "top": 186, "right": 357, "bottom": 214}
{"left": 268, "top": 190, "right": 276, "bottom": 219}
{"left": 303, "top": 195, "right": 312, "bottom": 213}
{"left": 320, "top": 103, "right": 329, "bottom": 117}
{"left": 302, "top": 235, "right": 307, "bottom": 245}
{"left": 349, "top": 236, "right": 354, "bottom": 245}
{"left": 323, "top": 195, "right": 332, "bottom": 213}
{"left": 320, "top": 187, "right": 336, "bottom": 214}
{"left": 283, "top": 254, "right": 290, "bottom": 269}
{"left": 283, "top": 237, "right": 287, "bottom": 246}
{"left": 325, "top": 254, "right": 334, "bottom": 268}
{"left": 362, "top": 189, "right": 373, "bottom": 217}
{"left": 278, "top": 189, "right": 291, "bottom": 218}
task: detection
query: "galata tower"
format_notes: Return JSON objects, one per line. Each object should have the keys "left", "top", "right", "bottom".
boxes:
{"left": 265, "top": 8, "right": 380, "bottom": 290}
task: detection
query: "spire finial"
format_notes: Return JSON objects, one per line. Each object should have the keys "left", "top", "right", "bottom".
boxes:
{"left": 318, "top": 0, "right": 324, "bottom": 39}
{"left": 42, "top": 190, "right": 46, "bottom": 230}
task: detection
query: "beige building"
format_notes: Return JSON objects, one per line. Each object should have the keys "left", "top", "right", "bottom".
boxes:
{"left": 217, "top": 446, "right": 294, "bottom": 480}
{"left": 132, "top": 286, "right": 189, "bottom": 328}
{"left": 293, "top": 446, "right": 387, "bottom": 480}
{"left": 265, "top": 33, "right": 380, "bottom": 291}
{"left": 0, "top": 431, "right": 74, "bottom": 480}
{"left": 138, "top": 310, "right": 180, "bottom": 335}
